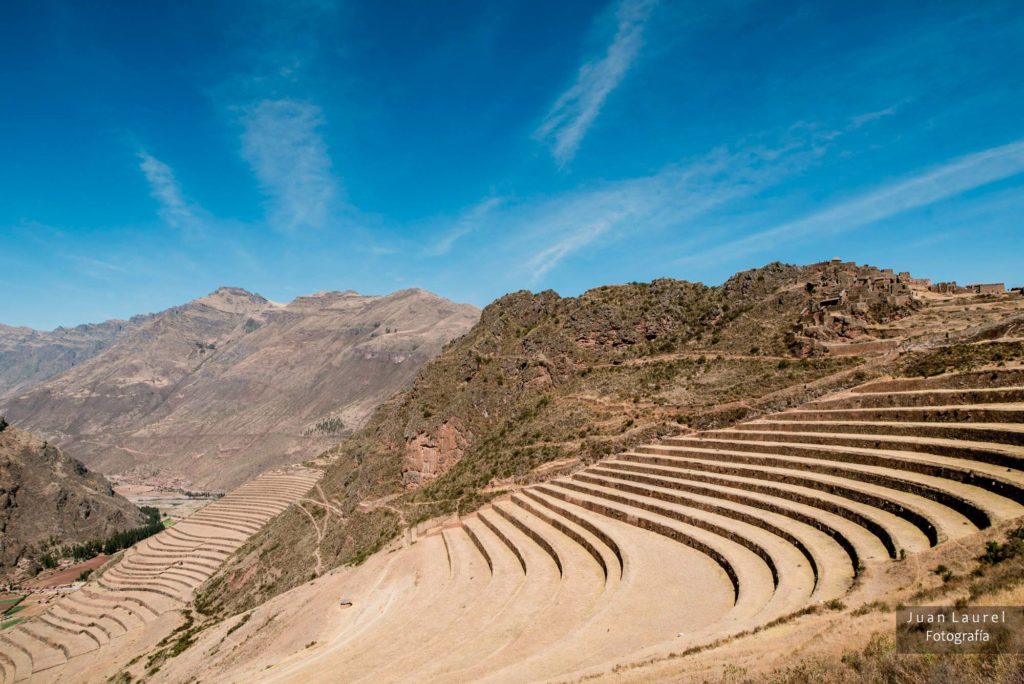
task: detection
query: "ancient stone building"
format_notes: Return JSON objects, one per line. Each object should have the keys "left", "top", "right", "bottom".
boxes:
{"left": 898, "top": 272, "right": 932, "bottom": 290}
{"left": 788, "top": 261, "right": 919, "bottom": 356}
{"left": 965, "top": 283, "right": 1006, "bottom": 294}
{"left": 929, "top": 281, "right": 965, "bottom": 294}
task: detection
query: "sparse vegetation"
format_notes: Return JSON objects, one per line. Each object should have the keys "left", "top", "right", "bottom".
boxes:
{"left": 145, "top": 610, "right": 206, "bottom": 674}
{"left": 225, "top": 612, "right": 251, "bottom": 636}
{"left": 198, "top": 262, "right": 910, "bottom": 619}
{"left": 901, "top": 340, "right": 1024, "bottom": 377}
{"left": 303, "top": 416, "right": 347, "bottom": 436}
{"left": 55, "top": 506, "right": 164, "bottom": 562}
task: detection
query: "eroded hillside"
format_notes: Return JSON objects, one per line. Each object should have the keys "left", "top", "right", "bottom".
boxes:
{"left": 0, "top": 318, "right": 148, "bottom": 399}
{"left": 0, "top": 287, "right": 478, "bottom": 491}
{"left": 197, "top": 260, "right": 931, "bottom": 616}
{"left": 5, "top": 261, "right": 1024, "bottom": 684}
{"left": 0, "top": 419, "right": 146, "bottom": 581}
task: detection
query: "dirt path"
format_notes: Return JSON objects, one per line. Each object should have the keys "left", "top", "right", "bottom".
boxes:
{"left": 294, "top": 503, "right": 325, "bottom": 576}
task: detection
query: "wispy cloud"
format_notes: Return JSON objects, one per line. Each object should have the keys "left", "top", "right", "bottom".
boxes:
{"left": 60, "top": 254, "right": 125, "bottom": 280}
{"left": 684, "top": 138, "right": 1024, "bottom": 265}
{"left": 526, "top": 217, "right": 619, "bottom": 281}
{"left": 535, "top": 0, "right": 657, "bottom": 166}
{"left": 137, "top": 152, "right": 205, "bottom": 235}
{"left": 515, "top": 120, "right": 867, "bottom": 281}
{"left": 240, "top": 99, "right": 340, "bottom": 233}
{"left": 425, "top": 196, "right": 505, "bottom": 256}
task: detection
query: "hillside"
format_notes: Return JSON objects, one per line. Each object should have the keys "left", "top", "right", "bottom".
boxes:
{"left": 5, "top": 261, "right": 1024, "bottom": 683}
{"left": 196, "top": 260, "right": 926, "bottom": 616}
{"left": 0, "top": 318, "right": 148, "bottom": 399}
{"left": 131, "top": 357, "right": 1024, "bottom": 684}
{"left": 0, "top": 419, "right": 146, "bottom": 582}
{"left": 0, "top": 287, "right": 478, "bottom": 491}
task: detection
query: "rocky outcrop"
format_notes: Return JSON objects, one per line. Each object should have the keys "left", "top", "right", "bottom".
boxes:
{"left": 402, "top": 418, "right": 469, "bottom": 487}
{"left": 787, "top": 263, "right": 921, "bottom": 356}
{"left": 0, "top": 423, "right": 145, "bottom": 580}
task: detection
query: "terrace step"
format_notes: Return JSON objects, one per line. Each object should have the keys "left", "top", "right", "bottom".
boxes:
{"left": 25, "top": 617, "right": 96, "bottom": 659}
{"left": 808, "top": 388, "right": 1024, "bottom": 410}
{"left": 538, "top": 481, "right": 774, "bottom": 622}
{"left": 45, "top": 605, "right": 112, "bottom": 645}
{"left": 477, "top": 511, "right": 528, "bottom": 575}
{"left": 510, "top": 493, "right": 614, "bottom": 582}
{"left": 854, "top": 370, "right": 1024, "bottom": 392}
{"left": 0, "top": 633, "right": 33, "bottom": 680}
{"left": 576, "top": 469, "right": 853, "bottom": 600}
{"left": 0, "top": 647, "right": 17, "bottom": 684}
{"left": 353, "top": 527, "right": 505, "bottom": 682}
{"left": 439, "top": 501, "right": 608, "bottom": 681}
{"left": 519, "top": 489, "right": 624, "bottom": 579}
{"left": 772, "top": 405, "right": 1024, "bottom": 424}
{"left": 590, "top": 461, "right": 882, "bottom": 567}
{"left": 102, "top": 568, "right": 194, "bottom": 592}
{"left": 0, "top": 469, "right": 322, "bottom": 682}
{"left": 552, "top": 477, "right": 817, "bottom": 618}
{"left": 599, "top": 457, "right": 921, "bottom": 558}
{"left": 319, "top": 534, "right": 470, "bottom": 681}
{"left": 733, "top": 420, "right": 1024, "bottom": 447}
{"left": 5, "top": 627, "right": 62, "bottom": 673}
{"left": 658, "top": 438, "right": 1024, "bottom": 527}
{"left": 59, "top": 594, "right": 134, "bottom": 635}
{"left": 77, "top": 588, "right": 152, "bottom": 624}
{"left": 618, "top": 450, "right": 955, "bottom": 547}
{"left": 635, "top": 443, "right": 1003, "bottom": 534}
{"left": 108, "top": 372, "right": 1024, "bottom": 682}
{"left": 696, "top": 429, "right": 1024, "bottom": 472}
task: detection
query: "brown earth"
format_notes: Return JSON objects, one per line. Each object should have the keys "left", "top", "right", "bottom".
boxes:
{"left": 3, "top": 262, "right": 1023, "bottom": 683}
{"left": 21, "top": 555, "right": 111, "bottom": 591}
{"left": 197, "top": 260, "right": 930, "bottom": 617}
{"left": 34, "top": 357, "right": 1022, "bottom": 684}
{"left": 0, "top": 318, "right": 149, "bottom": 400}
{"left": 0, "top": 422, "right": 145, "bottom": 583}
{"left": 0, "top": 468, "right": 320, "bottom": 682}
{"left": 0, "top": 287, "right": 478, "bottom": 491}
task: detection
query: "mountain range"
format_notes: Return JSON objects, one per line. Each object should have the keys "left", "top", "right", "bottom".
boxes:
{"left": 0, "top": 317, "right": 150, "bottom": 398}
{"left": 0, "top": 287, "right": 478, "bottom": 491}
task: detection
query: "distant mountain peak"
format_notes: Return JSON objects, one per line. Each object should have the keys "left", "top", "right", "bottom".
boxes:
{"left": 2, "top": 285, "right": 480, "bottom": 490}
{"left": 195, "top": 287, "right": 271, "bottom": 314}
{"left": 205, "top": 286, "right": 263, "bottom": 299}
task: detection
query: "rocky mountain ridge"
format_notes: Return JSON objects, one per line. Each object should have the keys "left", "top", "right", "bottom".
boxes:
{"left": 0, "top": 316, "right": 153, "bottom": 399}
{"left": 1, "top": 287, "right": 479, "bottom": 491}
{"left": 197, "top": 260, "right": 928, "bottom": 615}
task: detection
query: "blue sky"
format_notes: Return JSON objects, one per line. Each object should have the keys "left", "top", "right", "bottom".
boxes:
{"left": 2, "top": 0, "right": 1022, "bottom": 329}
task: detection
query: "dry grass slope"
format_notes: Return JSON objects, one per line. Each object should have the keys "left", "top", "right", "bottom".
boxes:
{"left": 201, "top": 262, "right": 910, "bottom": 617}
{"left": 0, "top": 468, "right": 318, "bottom": 683}
{"left": 129, "top": 360, "right": 1024, "bottom": 684}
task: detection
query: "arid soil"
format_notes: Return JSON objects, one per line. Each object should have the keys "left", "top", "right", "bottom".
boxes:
{"left": 2, "top": 266, "right": 1022, "bottom": 683}
{"left": 117, "top": 356, "right": 1024, "bottom": 684}
{"left": 1, "top": 287, "right": 478, "bottom": 491}
{"left": 21, "top": 556, "right": 111, "bottom": 591}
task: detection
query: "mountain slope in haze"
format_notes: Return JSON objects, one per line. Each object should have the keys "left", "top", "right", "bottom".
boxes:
{"left": 1, "top": 287, "right": 479, "bottom": 491}
{"left": 0, "top": 317, "right": 150, "bottom": 398}
{"left": 0, "top": 418, "right": 147, "bottom": 581}
{"left": 198, "top": 260, "right": 923, "bottom": 616}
